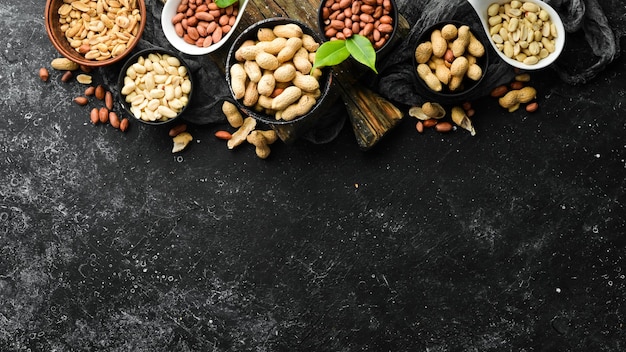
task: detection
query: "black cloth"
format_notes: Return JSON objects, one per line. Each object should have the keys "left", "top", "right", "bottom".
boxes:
{"left": 99, "top": 0, "right": 620, "bottom": 143}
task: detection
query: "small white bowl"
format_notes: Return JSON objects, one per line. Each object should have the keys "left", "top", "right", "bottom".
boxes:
{"left": 161, "top": 0, "right": 249, "bottom": 55}
{"left": 467, "top": 0, "right": 565, "bottom": 70}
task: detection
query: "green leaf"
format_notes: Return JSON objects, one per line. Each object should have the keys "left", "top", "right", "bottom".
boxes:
{"left": 215, "top": 0, "right": 238, "bottom": 8}
{"left": 345, "top": 35, "right": 377, "bottom": 74}
{"left": 311, "top": 40, "right": 350, "bottom": 72}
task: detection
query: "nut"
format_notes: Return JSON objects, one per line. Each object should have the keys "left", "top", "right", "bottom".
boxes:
{"left": 525, "top": 102, "right": 539, "bottom": 112}
{"left": 120, "top": 118, "right": 130, "bottom": 132}
{"left": 168, "top": 123, "right": 188, "bottom": 137}
{"left": 76, "top": 74, "right": 92, "bottom": 85}
{"left": 214, "top": 130, "right": 233, "bottom": 140}
{"left": 74, "top": 96, "right": 88, "bottom": 106}
{"left": 98, "top": 107, "right": 109, "bottom": 124}
{"left": 39, "top": 67, "right": 49, "bottom": 82}
{"left": 61, "top": 71, "right": 73, "bottom": 82}
{"left": 51, "top": 58, "right": 79, "bottom": 71}
{"left": 105, "top": 91, "right": 114, "bottom": 110}
{"left": 90, "top": 108, "right": 99, "bottom": 125}
{"left": 95, "top": 85, "right": 106, "bottom": 100}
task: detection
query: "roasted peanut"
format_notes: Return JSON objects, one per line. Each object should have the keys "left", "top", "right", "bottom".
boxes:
{"left": 172, "top": 0, "right": 239, "bottom": 49}
{"left": 39, "top": 67, "right": 49, "bottom": 82}
{"left": 74, "top": 96, "right": 88, "bottom": 106}
{"left": 487, "top": 1, "right": 558, "bottom": 65}
{"left": 321, "top": 0, "right": 394, "bottom": 50}
{"left": 57, "top": 0, "right": 141, "bottom": 61}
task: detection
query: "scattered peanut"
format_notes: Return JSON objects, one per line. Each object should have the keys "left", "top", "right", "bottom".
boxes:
{"left": 246, "top": 129, "right": 278, "bottom": 159}
{"left": 221, "top": 101, "right": 244, "bottom": 128}
{"left": 227, "top": 116, "right": 256, "bottom": 149}
{"left": 119, "top": 118, "right": 130, "bottom": 132}
{"left": 525, "top": 101, "right": 539, "bottom": 112}
{"left": 172, "top": 132, "right": 193, "bottom": 153}
{"left": 74, "top": 96, "right": 88, "bottom": 106}
{"left": 51, "top": 58, "right": 79, "bottom": 71}
{"left": 214, "top": 130, "right": 233, "bottom": 140}
{"left": 90, "top": 108, "right": 99, "bottom": 125}
{"left": 105, "top": 91, "right": 114, "bottom": 110}
{"left": 435, "top": 121, "right": 453, "bottom": 133}
{"left": 109, "top": 111, "right": 121, "bottom": 129}
{"left": 98, "top": 107, "right": 109, "bottom": 124}
{"left": 95, "top": 85, "right": 105, "bottom": 100}
{"left": 498, "top": 86, "right": 537, "bottom": 112}
{"left": 84, "top": 86, "right": 95, "bottom": 96}
{"left": 168, "top": 123, "right": 188, "bottom": 137}
{"left": 76, "top": 74, "right": 92, "bottom": 85}
{"left": 61, "top": 71, "right": 73, "bottom": 82}
{"left": 39, "top": 67, "right": 49, "bottom": 82}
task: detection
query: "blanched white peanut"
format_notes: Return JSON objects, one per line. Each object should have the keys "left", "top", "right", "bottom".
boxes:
{"left": 121, "top": 52, "right": 191, "bottom": 122}
{"left": 487, "top": 1, "right": 558, "bottom": 65}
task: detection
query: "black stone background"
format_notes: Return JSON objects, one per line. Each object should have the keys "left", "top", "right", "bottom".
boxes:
{"left": 1, "top": 0, "right": 626, "bottom": 351}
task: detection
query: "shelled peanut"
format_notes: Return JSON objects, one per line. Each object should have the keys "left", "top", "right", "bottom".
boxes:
{"left": 230, "top": 23, "right": 324, "bottom": 121}
{"left": 120, "top": 52, "right": 191, "bottom": 122}
{"left": 487, "top": 1, "right": 558, "bottom": 65}
{"left": 57, "top": 0, "right": 142, "bottom": 61}
{"left": 320, "top": 0, "right": 395, "bottom": 50}
{"left": 171, "top": 0, "right": 239, "bottom": 48}
{"left": 414, "top": 23, "right": 485, "bottom": 92}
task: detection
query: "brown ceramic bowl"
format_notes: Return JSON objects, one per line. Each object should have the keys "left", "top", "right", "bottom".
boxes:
{"left": 44, "top": 0, "right": 146, "bottom": 67}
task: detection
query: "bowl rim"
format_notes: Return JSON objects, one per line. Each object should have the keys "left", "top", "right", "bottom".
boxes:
{"left": 468, "top": 0, "right": 565, "bottom": 70}
{"left": 225, "top": 17, "right": 334, "bottom": 127}
{"left": 44, "top": 0, "right": 147, "bottom": 67}
{"left": 412, "top": 20, "right": 490, "bottom": 98}
{"left": 117, "top": 47, "right": 194, "bottom": 126}
{"left": 161, "top": 0, "right": 250, "bottom": 56}
{"left": 316, "top": 0, "right": 399, "bottom": 56}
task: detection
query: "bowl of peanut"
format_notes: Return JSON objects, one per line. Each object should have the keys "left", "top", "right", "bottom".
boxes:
{"left": 161, "top": 0, "right": 250, "bottom": 56}
{"left": 44, "top": 0, "right": 146, "bottom": 67}
{"left": 412, "top": 20, "right": 489, "bottom": 103}
{"left": 318, "top": 0, "right": 399, "bottom": 58}
{"left": 117, "top": 47, "right": 193, "bottom": 126}
{"left": 225, "top": 18, "right": 336, "bottom": 143}
{"left": 467, "top": 0, "right": 565, "bottom": 70}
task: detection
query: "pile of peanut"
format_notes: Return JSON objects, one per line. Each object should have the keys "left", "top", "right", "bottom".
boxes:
{"left": 57, "top": 0, "right": 142, "bottom": 61}
{"left": 230, "top": 23, "right": 324, "bottom": 121}
{"left": 490, "top": 73, "right": 539, "bottom": 112}
{"left": 487, "top": 1, "right": 558, "bottom": 65}
{"left": 414, "top": 23, "right": 485, "bottom": 92}
{"left": 320, "top": 0, "right": 395, "bottom": 50}
{"left": 120, "top": 52, "right": 192, "bottom": 123}
{"left": 171, "top": 0, "right": 239, "bottom": 48}
{"left": 40, "top": 58, "right": 130, "bottom": 131}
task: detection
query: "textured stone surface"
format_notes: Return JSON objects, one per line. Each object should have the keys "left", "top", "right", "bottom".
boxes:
{"left": 1, "top": 0, "right": 625, "bottom": 351}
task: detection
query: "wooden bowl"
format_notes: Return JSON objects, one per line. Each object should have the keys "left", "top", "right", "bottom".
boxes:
{"left": 44, "top": 0, "right": 146, "bottom": 67}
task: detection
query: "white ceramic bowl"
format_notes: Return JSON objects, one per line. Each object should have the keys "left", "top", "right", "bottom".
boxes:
{"left": 161, "top": 0, "right": 249, "bottom": 55}
{"left": 466, "top": 0, "right": 565, "bottom": 70}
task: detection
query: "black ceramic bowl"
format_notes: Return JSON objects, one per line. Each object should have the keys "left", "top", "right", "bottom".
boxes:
{"left": 412, "top": 20, "right": 489, "bottom": 104}
{"left": 117, "top": 47, "right": 193, "bottom": 126}
{"left": 225, "top": 18, "right": 335, "bottom": 143}
{"left": 317, "top": 0, "right": 399, "bottom": 59}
